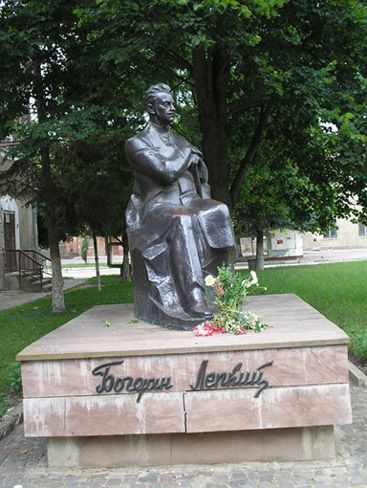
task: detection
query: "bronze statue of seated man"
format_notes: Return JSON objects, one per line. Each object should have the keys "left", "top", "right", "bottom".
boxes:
{"left": 125, "top": 83, "right": 235, "bottom": 330}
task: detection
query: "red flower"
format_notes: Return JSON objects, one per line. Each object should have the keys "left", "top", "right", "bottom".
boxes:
{"left": 193, "top": 321, "right": 226, "bottom": 336}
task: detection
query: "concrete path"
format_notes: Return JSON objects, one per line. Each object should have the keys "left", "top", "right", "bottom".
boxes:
{"left": 0, "top": 384, "right": 366, "bottom": 488}
{"left": 236, "top": 247, "right": 367, "bottom": 270}
{"left": 302, "top": 247, "right": 367, "bottom": 264}
{"left": 0, "top": 279, "right": 86, "bottom": 312}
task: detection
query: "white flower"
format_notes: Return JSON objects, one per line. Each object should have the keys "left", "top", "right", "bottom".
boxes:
{"left": 249, "top": 271, "right": 258, "bottom": 286}
{"left": 246, "top": 311, "right": 258, "bottom": 321}
{"left": 205, "top": 275, "right": 216, "bottom": 287}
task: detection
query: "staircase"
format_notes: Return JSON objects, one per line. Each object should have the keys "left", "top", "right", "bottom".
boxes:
{"left": 4, "top": 249, "right": 52, "bottom": 291}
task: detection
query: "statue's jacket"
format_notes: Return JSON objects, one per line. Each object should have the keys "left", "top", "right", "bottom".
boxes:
{"left": 125, "top": 122, "right": 235, "bottom": 320}
{"left": 126, "top": 122, "right": 234, "bottom": 249}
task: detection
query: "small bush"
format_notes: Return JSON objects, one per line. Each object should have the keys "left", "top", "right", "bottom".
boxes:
{"left": 352, "top": 330, "right": 367, "bottom": 366}
{"left": 0, "top": 393, "right": 7, "bottom": 418}
{"left": 7, "top": 361, "right": 22, "bottom": 394}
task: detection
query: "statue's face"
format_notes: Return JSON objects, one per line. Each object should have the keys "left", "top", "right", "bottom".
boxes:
{"left": 150, "top": 92, "right": 176, "bottom": 124}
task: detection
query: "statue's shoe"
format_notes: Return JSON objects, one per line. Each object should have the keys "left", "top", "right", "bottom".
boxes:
{"left": 189, "top": 302, "right": 213, "bottom": 319}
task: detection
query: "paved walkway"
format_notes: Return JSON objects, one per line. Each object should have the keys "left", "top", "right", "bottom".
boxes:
{"left": 236, "top": 247, "right": 367, "bottom": 270}
{"left": 0, "top": 279, "right": 86, "bottom": 311}
{"left": 0, "top": 384, "right": 366, "bottom": 488}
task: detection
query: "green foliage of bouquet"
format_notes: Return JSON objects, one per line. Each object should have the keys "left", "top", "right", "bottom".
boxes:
{"left": 194, "top": 266, "right": 267, "bottom": 336}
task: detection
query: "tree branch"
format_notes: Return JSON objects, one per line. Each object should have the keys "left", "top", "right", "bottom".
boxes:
{"left": 229, "top": 99, "right": 268, "bottom": 115}
{"left": 230, "top": 99, "right": 274, "bottom": 204}
{"left": 170, "top": 68, "right": 194, "bottom": 88}
{"left": 165, "top": 48, "right": 193, "bottom": 72}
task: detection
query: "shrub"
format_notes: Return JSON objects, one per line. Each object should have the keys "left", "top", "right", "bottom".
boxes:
{"left": 7, "top": 361, "right": 22, "bottom": 394}
{"left": 352, "top": 330, "right": 367, "bottom": 365}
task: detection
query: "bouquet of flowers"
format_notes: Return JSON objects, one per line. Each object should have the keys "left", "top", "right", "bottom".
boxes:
{"left": 193, "top": 265, "right": 267, "bottom": 336}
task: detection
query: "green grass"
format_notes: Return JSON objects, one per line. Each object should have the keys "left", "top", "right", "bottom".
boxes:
{"left": 254, "top": 261, "right": 367, "bottom": 362}
{"left": 0, "top": 261, "right": 366, "bottom": 417}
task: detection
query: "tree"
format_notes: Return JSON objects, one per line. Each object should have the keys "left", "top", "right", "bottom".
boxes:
{"left": 2, "top": 0, "right": 366, "bottom": 293}
{"left": 0, "top": 0, "right": 134, "bottom": 308}
{"left": 77, "top": 0, "right": 367, "bottom": 216}
{"left": 232, "top": 66, "right": 367, "bottom": 270}
{"left": 57, "top": 138, "right": 132, "bottom": 289}
{"left": 81, "top": 237, "right": 89, "bottom": 263}
{"left": 234, "top": 157, "right": 343, "bottom": 269}
{"left": 0, "top": 0, "right": 86, "bottom": 310}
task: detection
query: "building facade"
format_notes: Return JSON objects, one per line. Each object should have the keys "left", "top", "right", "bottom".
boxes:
{"left": 0, "top": 195, "right": 38, "bottom": 289}
{"left": 302, "top": 218, "right": 367, "bottom": 250}
{"left": 0, "top": 143, "right": 39, "bottom": 289}
{"left": 240, "top": 217, "right": 367, "bottom": 259}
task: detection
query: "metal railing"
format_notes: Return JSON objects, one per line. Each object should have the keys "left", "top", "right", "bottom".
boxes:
{"left": 4, "top": 249, "right": 52, "bottom": 287}
{"left": 21, "top": 249, "right": 52, "bottom": 274}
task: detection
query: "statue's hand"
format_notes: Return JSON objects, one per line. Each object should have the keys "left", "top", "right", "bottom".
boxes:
{"left": 190, "top": 154, "right": 209, "bottom": 184}
{"left": 189, "top": 154, "right": 202, "bottom": 168}
{"left": 191, "top": 147, "right": 203, "bottom": 158}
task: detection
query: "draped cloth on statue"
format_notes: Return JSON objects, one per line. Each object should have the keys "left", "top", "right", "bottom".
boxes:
{"left": 125, "top": 122, "right": 235, "bottom": 330}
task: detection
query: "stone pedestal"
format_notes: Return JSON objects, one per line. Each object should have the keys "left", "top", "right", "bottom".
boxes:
{"left": 47, "top": 426, "right": 336, "bottom": 468}
{"left": 17, "top": 294, "right": 352, "bottom": 467}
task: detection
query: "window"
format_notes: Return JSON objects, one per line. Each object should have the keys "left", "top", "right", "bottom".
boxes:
{"left": 359, "top": 224, "right": 367, "bottom": 237}
{"left": 323, "top": 228, "right": 337, "bottom": 239}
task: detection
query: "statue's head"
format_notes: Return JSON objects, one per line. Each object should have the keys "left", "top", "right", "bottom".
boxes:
{"left": 145, "top": 83, "right": 176, "bottom": 126}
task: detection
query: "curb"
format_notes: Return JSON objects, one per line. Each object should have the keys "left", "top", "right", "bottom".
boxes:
{"left": 0, "top": 362, "right": 365, "bottom": 443}
{"left": 348, "top": 360, "right": 367, "bottom": 387}
{"left": 0, "top": 401, "right": 23, "bottom": 442}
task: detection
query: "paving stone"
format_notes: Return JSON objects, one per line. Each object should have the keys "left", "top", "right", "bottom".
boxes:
{"left": 228, "top": 481, "right": 258, "bottom": 488}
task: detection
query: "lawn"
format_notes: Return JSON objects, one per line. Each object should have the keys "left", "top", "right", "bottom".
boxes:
{"left": 256, "top": 261, "right": 367, "bottom": 358}
{"left": 0, "top": 261, "right": 366, "bottom": 417}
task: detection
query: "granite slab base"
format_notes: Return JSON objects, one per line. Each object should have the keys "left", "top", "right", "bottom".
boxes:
{"left": 47, "top": 426, "right": 335, "bottom": 467}
{"left": 17, "top": 294, "right": 352, "bottom": 467}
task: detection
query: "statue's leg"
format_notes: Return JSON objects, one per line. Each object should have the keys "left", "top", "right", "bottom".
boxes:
{"left": 168, "top": 213, "right": 212, "bottom": 318}
{"left": 189, "top": 199, "right": 236, "bottom": 275}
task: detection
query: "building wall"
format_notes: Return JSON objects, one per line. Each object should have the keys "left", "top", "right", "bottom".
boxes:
{"left": 0, "top": 196, "right": 38, "bottom": 289}
{"left": 0, "top": 148, "right": 39, "bottom": 289}
{"left": 18, "top": 203, "right": 37, "bottom": 249}
{"left": 63, "top": 236, "right": 123, "bottom": 258}
{"left": 0, "top": 196, "right": 38, "bottom": 251}
{"left": 302, "top": 218, "right": 367, "bottom": 250}
{"left": 0, "top": 195, "right": 20, "bottom": 248}
{"left": 240, "top": 217, "right": 367, "bottom": 258}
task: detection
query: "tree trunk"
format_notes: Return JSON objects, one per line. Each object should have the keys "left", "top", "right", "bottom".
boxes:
{"left": 121, "top": 230, "right": 131, "bottom": 281}
{"left": 92, "top": 233, "right": 102, "bottom": 291}
{"left": 44, "top": 179, "right": 65, "bottom": 311}
{"left": 192, "top": 46, "right": 232, "bottom": 207}
{"left": 47, "top": 214, "right": 64, "bottom": 311}
{"left": 42, "top": 147, "right": 64, "bottom": 312}
{"left": 33, "top": 60, "right": 65, "bottom": 311}
{"left": 255, "top": 229, "right": 265, "bottom": 271}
